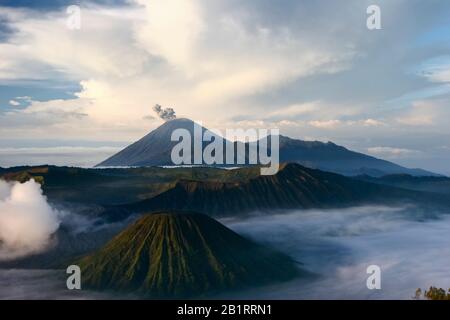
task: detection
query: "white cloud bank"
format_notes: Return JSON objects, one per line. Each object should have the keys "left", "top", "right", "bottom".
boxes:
{"left": 367, "top": 146, "right": 420, "bottom": 159}
{"left": 0, "top": 179, "right": 61, "bottom": 260}
{"left": 220, "top": 206, "right": 450, "bottom": 299}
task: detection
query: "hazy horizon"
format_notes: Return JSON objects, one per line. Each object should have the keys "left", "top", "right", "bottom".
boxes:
{"left": 1, "top": 132, "right": 449, "bottom": 176}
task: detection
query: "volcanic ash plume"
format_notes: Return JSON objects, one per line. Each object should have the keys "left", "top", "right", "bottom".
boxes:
{"left": 153, "top": 104, "right": 176, "bottom": 121}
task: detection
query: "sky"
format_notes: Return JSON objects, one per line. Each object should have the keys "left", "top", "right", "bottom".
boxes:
{"left": 0, "top": 0, "right": 450, "bottom": 174}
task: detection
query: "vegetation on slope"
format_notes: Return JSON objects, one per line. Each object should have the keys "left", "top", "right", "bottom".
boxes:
{"left": 414, "top": 287, "right": 450, "bottom": 300}
{"left": 77, "top": 211, "right": 299, "bottom": 297}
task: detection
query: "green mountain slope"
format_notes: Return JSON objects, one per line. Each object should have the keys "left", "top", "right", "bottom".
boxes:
{"left": 77, "top": 211, "right": 299, "bottom": 297}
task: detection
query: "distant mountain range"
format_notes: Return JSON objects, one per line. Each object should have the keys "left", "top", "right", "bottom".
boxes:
{"left": 97, "top": 118, "right": 437, "bottom": 177}
{"left": 355, "top": 174, "right": 450, "bottom": 195}
{"left": 77, "top": 211, "right": 299, "bottom": 297}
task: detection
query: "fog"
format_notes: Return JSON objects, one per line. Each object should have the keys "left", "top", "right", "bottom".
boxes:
{"left": 218, "top": 206, "right": 450, "bottom": 299}
{"left": 0, "top": 179, "right": 61, "bottom": 260}
{"left": 1, "top": 205, "right": 450, "bottom": 299}
{"left": 0, "top": 269, "right": 119, "bottom": 300}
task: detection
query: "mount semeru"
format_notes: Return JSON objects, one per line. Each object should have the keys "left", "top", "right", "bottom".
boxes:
{"left": 96, "top": 118, "right": 437, "bottom": 177}
{"left": 77, "top": 211, "right": 300, "bottom": 298}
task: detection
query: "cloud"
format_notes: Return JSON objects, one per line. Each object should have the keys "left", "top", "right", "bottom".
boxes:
{"left": 262, "top": 102, "right": 319, "bottom": 121}
{"left": 221, "top": 206, "right": 450, "bottom": 299}
{"left": 0, "top": 179, "right": 61, "bottom": 260}
{"left": 309, "top": 119, "right": 342, "bottom": 129}
{"left": 397, "top": 115, "right": 433, "bottom": 126}
{"left": 1, "top": 1, "right": 450, "bottom": 174}
{"left": 418, "top": 56, "right": 450, "bottom": 84}
{"left": 152, "top": 104, "right": 176, "bottom": 121}
{"left": 362, "top": 119, "right": 385, "bottom": 127}
{"left": 308, "top": 118, "right": 385, "bottom": 129}
{"left": 0, "top": 98, "right": 91, "bottom": 138}
{"left": 1, "top": 205, "right": 450, "bottom": 299}
{"left": 427, "top": 68, "right": 450, "bottom": 83}
{"left": 0, "top": 0, "right": 358, "bottom": 137}
{"left": 134, "top": 0, "right": 356, "bottom": 102}
{"left": 367, "top": 146, "right": 420, "bottom": 159}
{"left": 396, "top": 100, "right": 437, "bottom": 126}
{"left": 142, "top": 114, "right": 155, "bottom": 121}
{"left": 0, "top": 269, "right": 117, "bottom": 299}
{"left": 0, "top": 146, "right": 122, "bottom": 168}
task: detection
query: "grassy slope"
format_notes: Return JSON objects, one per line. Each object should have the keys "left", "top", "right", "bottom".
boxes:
{"left": 77, "top": 212, "right": 299, "bottom": 297}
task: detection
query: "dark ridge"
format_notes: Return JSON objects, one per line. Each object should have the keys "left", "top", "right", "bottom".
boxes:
{"left": 103, "top": 162, "right": 443, "bottom": 222}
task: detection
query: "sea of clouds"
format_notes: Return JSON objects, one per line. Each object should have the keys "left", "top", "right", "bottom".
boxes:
{"left": 219, "top": 206, "right": 450, "bottom": 300}
{"left": 1, "top": 202, "right": 450, "bottom": 299}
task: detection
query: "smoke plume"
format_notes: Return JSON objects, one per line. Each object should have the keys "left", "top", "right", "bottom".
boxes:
{"left": 153, "top": 104, "right": 176, "bottom": 121}
{"left": 0, "top": 179, "right": 61, "bottom": 260}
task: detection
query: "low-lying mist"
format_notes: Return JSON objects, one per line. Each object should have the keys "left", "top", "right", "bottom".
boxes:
{"left": 1, "top": 204, "right": 450, "bottom": 299}
{"left": 0, "top": 269, "right": 119, "bottom": 300}
{"left": 219, "top": 205, "right": 450, "bottom": 299}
